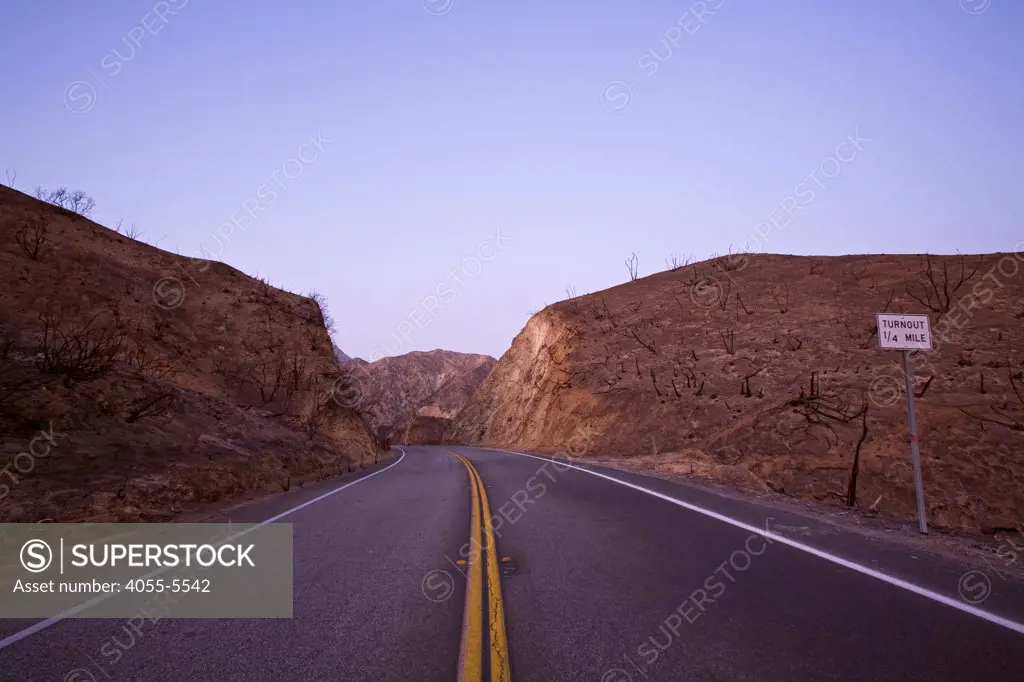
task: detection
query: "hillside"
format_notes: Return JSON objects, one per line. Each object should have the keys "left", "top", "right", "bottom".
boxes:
{"left": 449, "top": 252, "right": 1024, "bottom": 534}
{"left": 343, "top": 350, "right": 495, "bottom": 439}
{"left": 0, "top": 185, "right": 381, "bottom": 522}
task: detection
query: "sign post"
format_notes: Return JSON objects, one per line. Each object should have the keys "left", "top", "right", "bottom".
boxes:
{"left": 876, "top": 313, "right": 932, "bottom": 534}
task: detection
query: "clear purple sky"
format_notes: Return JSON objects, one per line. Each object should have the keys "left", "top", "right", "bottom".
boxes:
{"left": 1, "top": 1, "right": 1021, "bottom": 360}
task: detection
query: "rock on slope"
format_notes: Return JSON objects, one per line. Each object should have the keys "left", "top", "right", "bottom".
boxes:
{"left": 0, "top": 185, "right": 380, "bottom": 522}
{"left": 449, "top": 253, "right": 1024, "bottom": 533}
{"left": 343, "top": 350, "right": 495, "bottom": 440}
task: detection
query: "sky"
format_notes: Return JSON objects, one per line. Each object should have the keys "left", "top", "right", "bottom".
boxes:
{"left": 1, "top": 0, "right": 1022, "bottom": 361}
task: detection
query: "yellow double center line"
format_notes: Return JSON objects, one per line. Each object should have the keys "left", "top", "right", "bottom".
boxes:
{"left": 448, "top": 451, "right": 511, "bottom": 682}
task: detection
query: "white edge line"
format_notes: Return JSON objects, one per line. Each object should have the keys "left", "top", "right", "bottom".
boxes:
{"left": 0, "top": 448, "right": 407, "bottom": 651}
{"left": 489, "top": 447, "right": 1024, "bottom": 637}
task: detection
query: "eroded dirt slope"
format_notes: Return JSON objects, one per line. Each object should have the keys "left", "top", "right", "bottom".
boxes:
{"left": 0, "top": 185, "right": 381, "bottom": 521}
{"left": 450, "top": 252, "right": 1024, "bottom": 533}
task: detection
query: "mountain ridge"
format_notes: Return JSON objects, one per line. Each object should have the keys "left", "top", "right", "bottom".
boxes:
{"left": 341, "top": 348, "right": 496, "bottom": 441}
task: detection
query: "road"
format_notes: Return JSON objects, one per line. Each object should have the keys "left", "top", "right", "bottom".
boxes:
{"left": 1, "top": 445, "right": 1023, "bottom": 681}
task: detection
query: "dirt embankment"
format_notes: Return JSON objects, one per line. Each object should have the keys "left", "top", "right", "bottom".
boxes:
{"left": 0, "top": 185, "right": 381, "bottom": 522}
{"left": 450, "top": 253, "right": 1024, "bottom": 534}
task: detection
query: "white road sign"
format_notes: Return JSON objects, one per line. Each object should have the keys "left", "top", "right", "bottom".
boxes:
{"left": 877, "top": 313, "right": 932, "bottom": 351}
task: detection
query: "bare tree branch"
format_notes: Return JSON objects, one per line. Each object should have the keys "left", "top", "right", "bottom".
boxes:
{"left": 625, "top": 252, "right": 639, "bottom": 281}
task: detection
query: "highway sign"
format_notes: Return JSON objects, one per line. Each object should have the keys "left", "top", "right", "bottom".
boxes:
{"left": 877, "top": 313, "right": 932, "bottom": 351}
{"left": 875, "top": 312, "right": 931, "bottom": 533}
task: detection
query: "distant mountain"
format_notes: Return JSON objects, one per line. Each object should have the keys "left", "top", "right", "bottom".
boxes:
{"left": 391, "top": 358, "right": 496, "bottom": 443}
{"left": 340, "top": 350, "right": 496, "bottom": 441}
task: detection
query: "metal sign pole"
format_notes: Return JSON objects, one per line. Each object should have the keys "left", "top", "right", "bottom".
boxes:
{"left": 901, "top": 349, "right": 929, "bottom": 534}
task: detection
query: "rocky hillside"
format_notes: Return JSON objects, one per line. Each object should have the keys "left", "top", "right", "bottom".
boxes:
{"left": 391, "top": 357, "right": 496, "bottom": 443}
{"left": 0, "top": 185, "right": 381, "bottom": 522}
{"left": 449, "top": 252, "right": 1024, "bottom": 534}
{"left": 343, "top": 350, "right": 495, "bottom": 439}
{"left": 399, "top": 415, "right": 450, "bottom": 446}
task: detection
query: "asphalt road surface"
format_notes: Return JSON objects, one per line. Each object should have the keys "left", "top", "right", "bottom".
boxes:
{"left": 1, "top": 445, "right": 1023, "bottom": 681}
